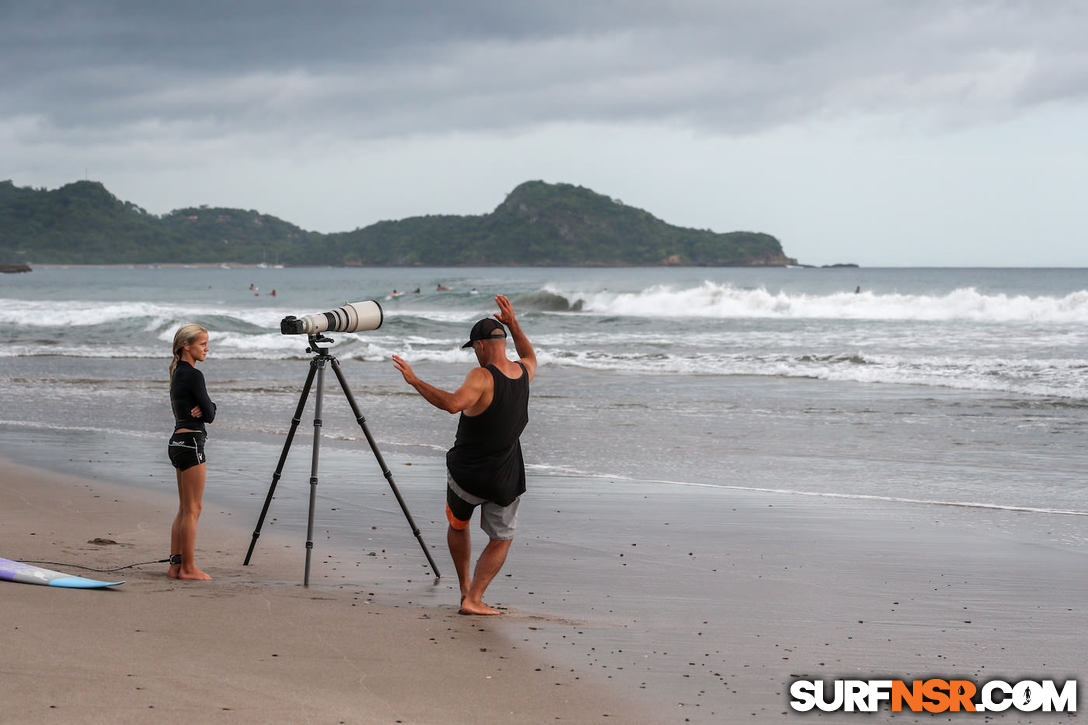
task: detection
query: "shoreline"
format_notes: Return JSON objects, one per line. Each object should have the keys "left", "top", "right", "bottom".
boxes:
{"left": 0, "top": 455, "right": 670, "bottom": 724}
{"left": 24, "top": 263, "right": 1088, "bottom": 270}
{"left": 3, "top": 444, "right": 1085, "bottom": 722}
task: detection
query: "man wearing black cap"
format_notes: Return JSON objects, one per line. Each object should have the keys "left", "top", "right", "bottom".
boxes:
{"left": 392, "top": 295, "right": 536, "bottom": 615}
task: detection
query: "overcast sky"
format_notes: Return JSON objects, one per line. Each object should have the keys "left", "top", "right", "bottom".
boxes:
{"left": 3, "top": 1, "right": 1087, "bottom": 266}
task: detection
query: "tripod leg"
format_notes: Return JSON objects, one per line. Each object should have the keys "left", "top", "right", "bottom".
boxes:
{"left": 303, "top": 358, "right": 327, "bottom": 587}
{"left": 244, "top": 359, "right": 318, "bottom": 565}
{"left": 330, "top": 357, "right": 442, "bottom": 579}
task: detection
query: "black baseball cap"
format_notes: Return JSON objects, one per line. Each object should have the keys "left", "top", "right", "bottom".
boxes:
{"left": 462, "top": 318, "right": 507, "bottom": 348}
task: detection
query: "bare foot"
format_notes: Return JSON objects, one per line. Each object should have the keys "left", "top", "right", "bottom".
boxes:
{"left": 459, "top": 598, "right": 501, "bottom": 615}
{"left": 167, "top": 565, "right": 180, "bottom": 579}
{"left": 177, "top": 567, "right": 212, "bottom": 581}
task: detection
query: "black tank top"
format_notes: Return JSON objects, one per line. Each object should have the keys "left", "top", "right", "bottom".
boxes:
{"left": 446, "top": 362, "right": 529, "bottom": 505}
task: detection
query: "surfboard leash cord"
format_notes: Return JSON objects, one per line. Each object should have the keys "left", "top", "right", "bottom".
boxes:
{"left": 18, "top": 557, "right": 173, "bottom": 573}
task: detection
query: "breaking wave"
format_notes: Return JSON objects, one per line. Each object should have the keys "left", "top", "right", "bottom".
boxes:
{"left": 3, "top": 283, "right": 1086, "bottom": 332}
{"left": 2, "top": 279, "right": 1086, "bottom": 399}
{"left": 543, "top": 282, "right": 1088, "bottom": 323}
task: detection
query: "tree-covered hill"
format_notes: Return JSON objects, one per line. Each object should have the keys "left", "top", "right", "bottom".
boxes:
{"left": 0, "top": 180, "right": 318, "bottom": 265}
{"left": 0, "top": 179, "right": 795, "bottom": 266}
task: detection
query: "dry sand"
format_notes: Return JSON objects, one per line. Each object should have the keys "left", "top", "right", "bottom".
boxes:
{"left": 0, "top": 457, "right": 667, "bottom": 724}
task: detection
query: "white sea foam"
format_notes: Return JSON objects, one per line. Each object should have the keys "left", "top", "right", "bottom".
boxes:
{"left": 0, "top": 419, "right": 161, "bottom": 440}
{"left": 0, "top": 298, "right": 290, "bottom": 330}
{"left": 3, "top": 278, "right": 1086, "bottom": 399}
{"left": 6, "top": 284, "right": 1087, "bottom": 328}
{"left": 525, "top": 464, "right": 1088, "bottom": 517}
{"left": 642, "top": 478, "right": 1088, "bottom": 517}
{"left": 528, "top": 349, "right": 1086, "bottom": 398}
{"left": 543, "top": 283, "right": 1088, "bottom": 323}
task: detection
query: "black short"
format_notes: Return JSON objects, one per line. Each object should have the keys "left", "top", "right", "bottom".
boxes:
{"left": 168, "top": 431, "right": 206, "bottom": 471}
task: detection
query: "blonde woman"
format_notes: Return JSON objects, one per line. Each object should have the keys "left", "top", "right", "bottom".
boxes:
{"left": 167, "top": 324, "right": 216, "bottom": 580}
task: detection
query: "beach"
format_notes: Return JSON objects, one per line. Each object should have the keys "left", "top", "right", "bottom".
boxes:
{"left": 0, "top": 456, "right": 672, "bottom": 724}
{"left": 2, "top": 265, "right": 1086, "bottom": 722}
{"left": 3, "top": 452, "right": 1083, "bottom": 723}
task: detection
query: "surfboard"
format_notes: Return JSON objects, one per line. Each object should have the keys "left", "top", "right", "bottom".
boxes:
{"left": 0, "top": 557, "right": 124, "bottom": 588}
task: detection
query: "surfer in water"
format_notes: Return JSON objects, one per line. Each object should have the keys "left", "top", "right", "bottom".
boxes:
{"left": 392, "top": 295, "right": 536, "bottom": 614}
{"left": 167, "top": 324, "right": 216, "bottom": 580}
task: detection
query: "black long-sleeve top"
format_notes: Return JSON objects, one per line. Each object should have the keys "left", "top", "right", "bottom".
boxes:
{"left": 170, "top": 360, "right": 217, "bottom": 432}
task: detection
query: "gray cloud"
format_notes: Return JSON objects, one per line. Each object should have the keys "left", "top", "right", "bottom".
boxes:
{"left": 5, "top": 0, "right": 1086, "bottom": 144}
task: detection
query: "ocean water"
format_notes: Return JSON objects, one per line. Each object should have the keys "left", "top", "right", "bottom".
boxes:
{"left": 2, "top": 265, "right": 1086, "bottom": 523}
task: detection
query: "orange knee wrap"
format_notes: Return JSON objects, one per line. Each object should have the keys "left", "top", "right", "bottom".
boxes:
{"left": 446, "top": 502, "right": 470, "bottom": 530}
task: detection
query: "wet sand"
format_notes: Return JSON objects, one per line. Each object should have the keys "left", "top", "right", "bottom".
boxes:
{"left": 438, "top": 474, "right": 1087, "bottom": 722}
{"left": 2, "top": 454, "right": 1084, "bottom": 723}
{"left": 0, "top": 457, "right": 668, "bottom": 724}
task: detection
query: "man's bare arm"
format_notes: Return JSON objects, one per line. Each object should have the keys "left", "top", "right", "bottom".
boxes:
{"left": 392, "top": 355, "right": 490, "bottom": 413}
{"left": 494, "top": 294, "right": 537, "bottom": 381}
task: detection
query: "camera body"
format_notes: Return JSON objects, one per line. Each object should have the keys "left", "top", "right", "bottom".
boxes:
{"left": 280, "top": 300, "right": 384, "bottom": 335}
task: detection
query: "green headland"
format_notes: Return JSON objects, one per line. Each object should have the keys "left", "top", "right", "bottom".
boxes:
{"left": 1, "top": 179, "right": 795, "bottom": 267}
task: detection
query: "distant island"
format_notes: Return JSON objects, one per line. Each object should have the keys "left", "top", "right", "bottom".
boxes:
{"left": 0, "top": 179, "right": 797, "bottom": 267}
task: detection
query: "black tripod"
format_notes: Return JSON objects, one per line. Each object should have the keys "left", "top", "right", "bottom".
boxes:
{"left": 243, "top": 333, "right": 441, "bottom": 585}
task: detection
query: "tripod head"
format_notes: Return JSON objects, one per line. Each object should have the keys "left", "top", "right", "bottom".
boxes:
{"left": 305, "top": 333, "right": 335, "bottom": 356}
